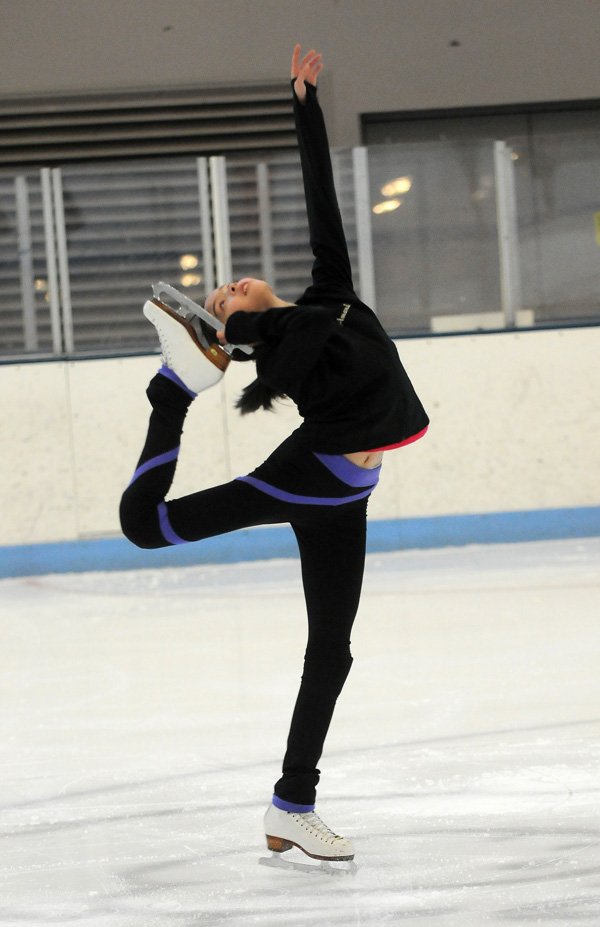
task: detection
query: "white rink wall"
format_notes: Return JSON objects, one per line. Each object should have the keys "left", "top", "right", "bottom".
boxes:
{"left": 2, "top": 326, "right": 600, "bottom": 547}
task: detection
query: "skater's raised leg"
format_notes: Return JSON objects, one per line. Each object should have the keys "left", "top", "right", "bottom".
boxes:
{"left": 119, "top": 292, "right": 226, "bottom": 548}
{"left": 120, "top": 293, "right": 289, "bottom": 549}
{"left": 119, "top": 367, "right": 195, "bottom": 548}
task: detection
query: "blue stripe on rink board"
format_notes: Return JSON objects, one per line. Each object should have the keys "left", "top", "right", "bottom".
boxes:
{"left": 1, "top": 505, "right": 600, "bottom": 578}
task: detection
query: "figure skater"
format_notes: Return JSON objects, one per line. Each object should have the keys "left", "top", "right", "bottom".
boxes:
{"left": 120, "top": 44, "right": 429, "bottom": 862}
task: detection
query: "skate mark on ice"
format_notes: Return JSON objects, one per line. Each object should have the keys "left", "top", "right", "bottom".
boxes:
{"left": 259, "top": 852, "right": 358, "bottom": 877}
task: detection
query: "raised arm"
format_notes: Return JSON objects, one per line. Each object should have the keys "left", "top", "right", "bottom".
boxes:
{"left": 291, "top": 44, "right": 355, "bottom": 300}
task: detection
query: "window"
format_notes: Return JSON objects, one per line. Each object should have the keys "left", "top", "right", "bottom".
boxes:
{"left": 362, "top": 103, "right": 600, "bottom": 334}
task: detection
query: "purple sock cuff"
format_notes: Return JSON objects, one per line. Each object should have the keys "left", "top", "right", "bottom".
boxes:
{"left": 272, "top": 795, "right": 315, "bottom": 813}
{"left": 158, "top": 364, "right": 197, "bottom": 399}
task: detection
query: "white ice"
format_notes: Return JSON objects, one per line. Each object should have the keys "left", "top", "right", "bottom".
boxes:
{"left": 1, "top": 537, "right": 599, "bottom": 926}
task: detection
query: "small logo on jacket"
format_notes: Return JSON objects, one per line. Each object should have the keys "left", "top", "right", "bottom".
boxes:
{"left": 337, "top": 304, "right": 351, "bottom": 325}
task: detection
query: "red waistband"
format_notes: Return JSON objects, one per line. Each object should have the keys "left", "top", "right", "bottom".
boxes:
{"left": 367, "top": 425, "right": 428, "bottom": 453}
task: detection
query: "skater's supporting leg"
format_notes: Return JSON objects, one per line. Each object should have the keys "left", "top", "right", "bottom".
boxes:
{"left": 274, "top": 500, "right": 368, "bottom": 807}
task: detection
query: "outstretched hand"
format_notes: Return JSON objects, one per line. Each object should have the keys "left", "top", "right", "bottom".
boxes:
{"left": 291, "top": 43, "right": 323, "bottom": 104}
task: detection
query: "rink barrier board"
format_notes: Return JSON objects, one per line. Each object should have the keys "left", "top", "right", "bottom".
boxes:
{"left": 1, "top": 505, "right": 600, "bottom": 578}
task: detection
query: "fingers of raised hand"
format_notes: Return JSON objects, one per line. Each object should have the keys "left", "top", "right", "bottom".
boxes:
{"left": 300, "top": 51, "right": 322, "bottom": 84}
{"left": 308, "top": 58, "right": 323, "bottom": 83}
{"left": 291, "top": 42, "right": 302, "bottom": 77}
{"left": 291, "top": 44, "right": 323, "bottom": 83}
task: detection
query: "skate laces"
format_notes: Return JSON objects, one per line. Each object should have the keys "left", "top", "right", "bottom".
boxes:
{"left": 153, "top": 320, "right": 173, "bottom": 368}
{"left": 292, "top": 811, "right": 343, "bottom": 844}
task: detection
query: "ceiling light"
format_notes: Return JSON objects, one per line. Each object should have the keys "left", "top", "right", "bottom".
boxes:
{"left": 180, "top": 273, "right": 202, "bottom": 287}
{"left": 372, "top": 199, "right": 401, "bottom": 215}
{"left": 381, "top": 177, "right": 412, "bottom": 197}
{"left": 179, "top": 254, "right": 199, "bottom": 270}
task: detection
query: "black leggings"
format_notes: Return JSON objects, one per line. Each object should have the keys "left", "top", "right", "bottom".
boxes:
{"left": 119, "top": 373, "right": 376, "bottom": 806}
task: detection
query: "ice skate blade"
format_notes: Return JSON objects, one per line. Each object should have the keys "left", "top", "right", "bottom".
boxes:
{"left": 151, "top": 281, "right": 253, "bottom": 356}
{"left": 265, "top": 833, "right": 354, "bottom": 863}
{"left": 259, "top": 852, "right": 358, "bottom": 877}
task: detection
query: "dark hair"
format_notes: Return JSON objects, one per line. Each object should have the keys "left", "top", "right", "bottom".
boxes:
{"left": 235, "top": 378, "right": 287, "bottom": 415}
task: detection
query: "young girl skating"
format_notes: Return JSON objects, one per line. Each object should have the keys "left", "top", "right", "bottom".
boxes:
{"left": 120, "top": 44, "right": 429, "bottom": 862}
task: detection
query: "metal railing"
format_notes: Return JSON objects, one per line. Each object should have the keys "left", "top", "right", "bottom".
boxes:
{"left": 1, "top": 132, "right": 598, "bottom": 359}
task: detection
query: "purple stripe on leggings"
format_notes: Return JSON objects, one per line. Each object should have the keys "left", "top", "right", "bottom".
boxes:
{"left": 128, "top": 446, "right": 180, "bottom": 487}
{"left": 237, "top": 475, "right": 373, "bottom": 506}
{"left": 272, "top": 794, "right": 315, "bottom": 813}
{"left": 157, "top": 501, "right": 187, "bottom": 545}
{"left": 158, "top": 364, "right": 197, "bottom": 399}
{"left": 313, "top": 452, "right": 381, "bottom": 487}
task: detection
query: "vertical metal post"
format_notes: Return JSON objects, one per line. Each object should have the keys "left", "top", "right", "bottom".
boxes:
{"left": 332, "top": 150, "right": 344, "bottom": 213}
{"left": 14, "top": 175, "right": 37, "bottom": 351}
{"left": 494, "top": 140, "right": 522, "bottom": 328}
{"left": 256, "top": 162, "right": 274, "bottom": 285}
{"left": 208, "top": 157, "right": 233, "bottom": 481}
{"left": 209, "top": 156, "right": 232, "bottom": 285}
{"left": 52, "top": 168, "right": 75, "bottom": 353}
{"left": 352, "top": 147, "right": 377, "bottom": 310}
{"left": 41, "top": 168, "right": 63, "bottom": 354}
{"left": 196, "top": 157, "right": 215, "bottom": 295}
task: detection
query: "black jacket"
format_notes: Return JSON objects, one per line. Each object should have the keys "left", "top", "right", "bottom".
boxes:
{"left": 225, "top": 81, "right": 429, "bottom": 454}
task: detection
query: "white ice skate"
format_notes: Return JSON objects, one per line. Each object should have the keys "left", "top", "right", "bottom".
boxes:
{"left": 143, "top": 282, "right": 254, "bottom": 395}
{"left": 143, "top": 297, "right": 228, "bottom": 394}
{"left": 263, "top": 804, "right": 355, "bottom": 863}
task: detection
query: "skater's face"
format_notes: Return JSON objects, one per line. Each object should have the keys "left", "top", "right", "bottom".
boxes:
{"left": 205, "top": 278, "right": 275, "bottom": 324}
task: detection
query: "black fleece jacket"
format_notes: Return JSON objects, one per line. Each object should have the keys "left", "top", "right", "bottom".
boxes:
{"left": 225, "top": 81, "right": 429, "bottom": 455}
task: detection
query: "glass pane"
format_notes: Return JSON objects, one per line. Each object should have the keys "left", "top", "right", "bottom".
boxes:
{"left": 511, "top": 130, "right": 600, "bottom": 325}
{"left": 332, "top": 148, "right": 362, "bottom": 296}
{"left": 225, "top": 156, "right": 269, "bottom": 295}
{"left": 364, "top": 112, "right": 527, "bottom": 146}
{"left": 226, "top": 150, "right": 361, "bottom": 305}
{"left": 58, "top": 158, "right": 208, "bottom": 352}
{"left": 0, "top": 171, "right": 54, "bottom": 357}
{"left": 268, "top": 151, "right": 315, "bottom": 301}
{"left": 366, "top": 140, "right": 501, "bottom": 334}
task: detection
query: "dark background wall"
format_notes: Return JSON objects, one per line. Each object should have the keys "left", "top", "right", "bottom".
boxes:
{"left": 2, "top": 0, "right": 599, "bottom": 146}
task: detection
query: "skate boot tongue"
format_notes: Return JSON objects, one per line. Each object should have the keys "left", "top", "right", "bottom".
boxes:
{"left": 293, "top": 811, "right": 352, "bottom": 853}
{"left": 301, "top": 812, "right": 337, "bottom": 837}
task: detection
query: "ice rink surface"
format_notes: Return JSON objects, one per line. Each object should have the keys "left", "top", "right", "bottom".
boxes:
{"left": 1, "top": 537, "right": 599, "bottom": 926}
